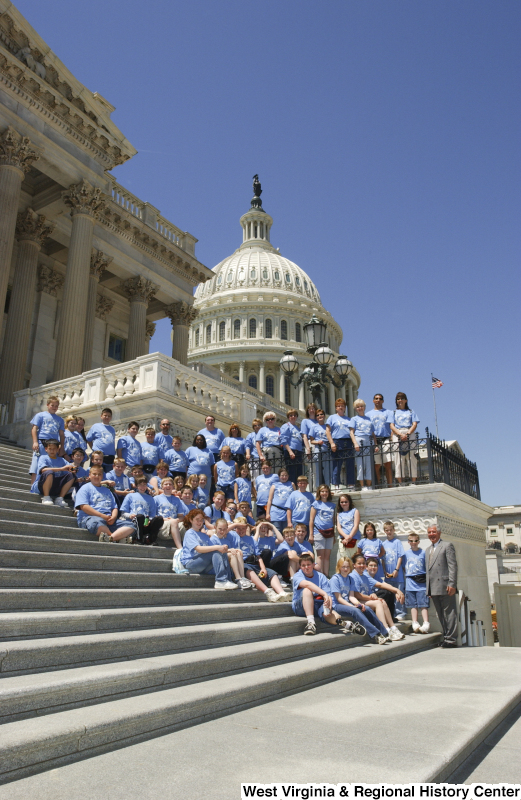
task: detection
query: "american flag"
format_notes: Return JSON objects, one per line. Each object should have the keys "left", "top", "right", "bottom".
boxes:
{"left": 432, "top": 376, "right": 443, "bottom": 389}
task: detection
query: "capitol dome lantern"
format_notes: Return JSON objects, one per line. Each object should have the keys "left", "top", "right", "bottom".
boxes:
{"left": 187, "top": 177, "right": 360, "bottom": 414}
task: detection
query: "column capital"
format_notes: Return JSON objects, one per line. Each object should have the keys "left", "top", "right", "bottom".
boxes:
{"left": 145, "top": 320, "right": 156, "bottom": 341}
{"left": 95, "top": 294, "right": 115, "bottom": 320}
{"left": 16, "top": 208, "right": 55, "bottom": 245}
{"left": 164, "top": 300, "right": 198, "bottom": 326}
{"left": 90, "top": 248, "right": 113, "bottom": 279}
{"left": 122, "top": 275, "right": 158, "bottom": 304}
{"left": 63, "top": 180, "right": 104, "bottom": 219}
{"left": 37, "top": 264, "right": 64, "bottom": 296}
{"left": 239, "top": 360, "right": 246, "bottom": 368}
{"left": 0, "top": 127, "right": 39, "bottom": 174}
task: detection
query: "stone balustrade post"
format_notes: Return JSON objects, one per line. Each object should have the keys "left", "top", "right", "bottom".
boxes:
{"left": 54, "top": 181, "right": 104, "bottom": 381}
{"left": 164, "top": 301, "right": 198, "bottom": 366}
{"left": 82, "top": 249, "right": 113, "bottom": 373}
{"left": 0, "top": 128, "right": 39, "bottom": 348}
{"left": 0, "top": 209, "right": 54, "bottom": 409}
{"left": 122, "top": 276, "right": 158, "bottom": 361}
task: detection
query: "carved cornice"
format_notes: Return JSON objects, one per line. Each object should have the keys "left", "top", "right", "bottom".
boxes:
{"left": 63, "top": 180, "right": 104, "bottom": 219}
{"left": 145, "top": 320, "right": 156, "bottom": 340}
{"left": 122, "top": 276, "right": 158, "bottom": 305}
{"left": 164, "top": 301, "right": 199, "bottom": 327}
{"left": 90, "top": 248, "right": 113, "bottom": 280}
{"left": 95, "top": 294, "right": 114, "bottom": 320}
{"left": 0, "top": 126, "right": 38, "bottom": 173}
{"left": 37, "top": 264, "right": 64, "bottom": 296}
{"left": 16, "top": 207, "right": 54, "bottom": 244}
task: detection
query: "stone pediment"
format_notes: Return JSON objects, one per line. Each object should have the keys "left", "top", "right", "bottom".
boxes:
{"left": 0, "top": 0, "right": 136, "bottom": 167}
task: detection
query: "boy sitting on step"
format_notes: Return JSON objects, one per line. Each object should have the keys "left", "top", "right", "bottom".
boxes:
{"left": 154, "top": 476, "right": 184, "bottom": 547}
{"left": 233, "top": 517, "right": 292, "bottom": 602}
{"left": 292, "top": 552, "right": 353, "bottom": 636}
{"left": 29, "top": 395, "right": 65, "bottom": 481}
{"left": 31, "top": 439, "right": 76, "bottom": 507}
{"left": 210, "top": 517, "right": 252, "bottom": 589}
{"left": 104, "top": 457, "right": 134, "bottom": 506}
{"left": 69, "top": 447, "right": 90, "bottom": 499}
{"left": 118, "top": 476, "right": 163, "bottom": 545}
{"left": 74, "top": 466, "right": 135, "bottom": 543}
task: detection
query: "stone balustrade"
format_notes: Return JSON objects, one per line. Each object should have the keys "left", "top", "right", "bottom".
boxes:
{"left": 110, "top": 182, "right": 144, "bottom": 220}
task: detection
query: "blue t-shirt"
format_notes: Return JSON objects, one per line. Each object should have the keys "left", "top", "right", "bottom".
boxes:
{"left": 350, "top": 569, "right": 377, "bottom": 597}
{"left": 256, "top": 535, "right": 279, "bottom": 555}
{"left": 163, "top": 447, "right": 189, "bottom": 474}
{"left": 255, "top": 426, "right": 282, "bottom": 448}
{"left": 255, "top": 473, "right": 279, "bottom": 506}
{"left": 311, "top": 500, "right": 335, "bottom": 533}
{"left": 120, "top": 491, "right": 157, "bottom": 517}
{"left": 330, "top": 573, "right": 356, "bottom": 607}
{"left": 204, "top": 504, "right": 231, "bottom": 523}
{"left": 393, "top": 409, "right": 420, "bottom": 430}
{"left": 382, "top": 537, "right": 405, "bottom": 581}
{"left": 292, "top": 568, "right": 332, "bottom": 605}
{"left": 280, "top": 422, "right": 303, "bottom": 451}
{"left": 274, "top": 539, "right": 305, "bottom": 558}
{"left": 245, "top": 431, "right": 257, "bottom": 456}
{"left": 105, "top": 470, "right": 132, "bottom": 492}
{"left": 154, "top": 432, "right": 173, "bottom": 452}
{"left": 222, "top": 436, "right": 246, "bottom": 456}
{"left": 185, "top": 446, "right": 215, "bottom": 479}
{"left": 117, "top": 435, "right": 143, "bottom": 467}
{"left": 297, "top": 538, "right": 314, "bottom": 553}
{"left": 141, "top": 442, "right": 162, "bottom": 467}
{"left": 64, "top": 430, "right": 87, "bottom": 456}
{"left": 31, "top": 454, "right": 70, "bottom": 492}
{"left": 216, "top": 459, "right": 237, "bottom": 487}
{"left": 358, "top": 537, "right": 384, "bottom": 579}
{"left": 300, "top": 418, "right": 317, "bottom": 442}
{"left": 197, "top": 427, "right": 225, "bottom": 454}
{"left": 86, "top": 423, "right": 116, "bottom": 455}
{"left": 310, "top": 421, "right": 328, "bottom": 450}
{"left": 269, "top": 481, "right": 294, "bottom": 522}
{"left": 337, "top": 509, "right": 360, "bottom": 541}
{"left": 237, "top": 534, "right": 258, "bottom": 560}
{"left": 155, "top": 493, "right": 183, "bottom": 518}
{"left": 31, "top": 411, "right": 64, "bottom": 442}
{"left": 72, "top": 466, "right": 89, "bottom": 482}
{"left": 367, "top": 408, "right": 394, "bottom": 438}
{"left": 348, "top": 415, "right": 374, "bottom": 440}
{"left": 402, "top": 548, "right": 427, "bottom": 591}
{"left": 210, "top": 531, "right": 241, "bottom": 549}
{"left": 326, "top": 413, "right": 351, "bottom": 440}
{"left": 285, "top": 490, "right": 314, "bottom": 524}
{"left": 180, "top": 528, "right": 215, "bottom": 563}
{"left": 193, "top": 486, "right": 210, "bottom": 509}
{"left": 74, "top": 483, "right": 116, "bottom": 523}
{"left": 234, "top": 477, "right": 252, "bottom": 503}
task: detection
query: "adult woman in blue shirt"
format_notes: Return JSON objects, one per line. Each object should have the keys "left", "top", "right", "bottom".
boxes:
{"left": 309, "top": 409, "right": 332, "bottom": 489}
{"left": 255, "top": 412, "right": 283, "bottom": 468}
{"left": 309, "top": 484, "right": 336, "bottom": 577}
{"left": 178, "top": 509, "right": 237, "bottom": 589}
{"left": 349, "top": 399, "right": 378, "bottom": 490}
{"left": 185, "top": 434, "right": 215, "bottom": 482}
{"left": 280, "top": 409, "right": 304, "bottom": 485}
{"left": 326, "top": 398, "right": 355, "bottom": 490}
{"left": 390, "top": 392, "right": 420, "bottom": 485}
{"left": 300, "top": 403, "right": 318, "bottom": 491}
{"left": 222, "top": 423, "right": 246, "bottom": 467}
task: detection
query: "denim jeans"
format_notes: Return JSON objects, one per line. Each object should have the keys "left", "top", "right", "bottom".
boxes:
{"left": 181, "top": 551, "right": 231, "bottom": 582}
{"left": 386, "top": 577, "right": 405, "bottom": 617}
{"left": 284, "top": 450, "right": 303, "bottom": 485}
{"left": 336, "top": 603, "right": 387, "bottom": 637}
{"left": 314, "top": 448, "right": 332, "bottom": 489}
{"left": 332, "top": 439, "right": 355, "bottom": 485}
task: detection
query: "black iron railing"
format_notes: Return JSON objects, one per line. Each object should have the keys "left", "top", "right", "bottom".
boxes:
{"left": 243, "top": 428, "right": 480, "bottom": 500}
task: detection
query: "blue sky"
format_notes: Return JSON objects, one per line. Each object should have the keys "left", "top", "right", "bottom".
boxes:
{"left": 17, "top": 0, "right": 520, "bottom": 506}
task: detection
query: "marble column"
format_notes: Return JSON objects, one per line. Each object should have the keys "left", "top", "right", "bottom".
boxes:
{"left": 165, "top": 301, "right": 198, "bottom": 366}
{"left": 145, "top": 320, "right": 156, "bottom": 354}
{"left": 279, "top": 371, "right": 286, "bottom": 404}
{"left": 347, "top": 383, "right": 354, "bottom": 417}
{"left": 122, "top": 276, "right": 158, "bottom": 362}
{"left": 239, "top": 360, "right": 245, "bottom": 383}
{"left": 0, "top": 209, "right": 54, "bottom": 407}
{"left": 298, "top": 373, "right": 305, "bottom": 411}
{"left": 259, "top": 361, "right": 265, "bottom": 393}
{"left": 328, "top": 381, "right": 336, "bottom": 415}
{"left": 54, "top": 181, "right": 103, "bottom": 380}
{"left": 0, "top": 128, "right": 39, "bottom": 348}
{"left": 81, "top": 249, "right": 113, "bottom": 373}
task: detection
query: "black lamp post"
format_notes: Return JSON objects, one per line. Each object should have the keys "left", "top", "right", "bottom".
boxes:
{"left": 279, "top": 314, "right": 353, "bottom": 407}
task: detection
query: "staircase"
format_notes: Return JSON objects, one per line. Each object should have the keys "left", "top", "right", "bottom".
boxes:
{"left": 0, "top": 438, "right": 440, "bottom": 785}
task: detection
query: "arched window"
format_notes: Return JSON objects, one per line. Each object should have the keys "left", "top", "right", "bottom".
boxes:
{"left": 265, "top": 318, "right": 272, "bottom": 339}
{"left": 233, "top": 319, "right": 241, "bottom": 339}
{"left": 217, "top": 275, "right": 222, "bottom": 285}
{"left": 250, "top": 268, "right": 256, "bottom": 280}
{"left": 295, "top": 276, "right": 301, "bottom": 287}
{"left": 227, "top": 271, "right": 233, "bottom": 283}
{"left": 248, "top": 375, "right": 258, "bottom": 389}
{"left": 265, "top": 376, "right": 274, "bottom": 397}
{"left": 284, "top": 377, "right": 291, "bottom": 406}
{"left": 219, "top": 321, "right": 225, "bottom": 342}
{"left": 249, "top": 318, "right": 257, "bottom": 338}
{"left": 262, "top": 268, "right": 269, "bottom": 280}
{"left": 195, "top": 328, "right": 200, "bottom": 347}
{"left": 206, "top": 324, "right": 212, "bottom": 344}
{"left": 295, "top": 322, "right": 302, "bottom": 342}
{"left": 274, "top": 271, "right": 280, "bottom": 281}
{"left": 285, "top": 273, "right": 291, "bottom": 284}
{"left": 281, "top": 319, "right": 288, "bottom": 340}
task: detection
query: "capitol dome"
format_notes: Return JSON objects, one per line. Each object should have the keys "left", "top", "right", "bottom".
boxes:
{"left": 188, "top": 181, "right": 360, "bottom": 413}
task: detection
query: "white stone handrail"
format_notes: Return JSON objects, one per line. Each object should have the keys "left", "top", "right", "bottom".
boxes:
{"left": 156, "top": 214, "right": 184, "bottom": 248}
{"left": 110, "top": 180, "right": 144, "bottom": 220}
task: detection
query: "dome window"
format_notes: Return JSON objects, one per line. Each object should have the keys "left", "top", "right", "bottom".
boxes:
{"left": 265, "top": 318, "right": 272, "bottom": 339}
{"left": 238, "top": 268, "right": 245, "bottom": 281}
{"left": 250, "top": 268, "right": 256, "bottom": 280}
{"left": 274, "top": 271, "right": 280, "bottom": 281}
{"left": 304, "top": 280, "right": 309, "bottom": 291}
{"left": 295, "top": 276, "right": 301, "bottom": 287}
{"left": 217, "top": 275, "right": 222, "bottom": 285}
{"left": 233, "top": 319, "right": 241, "bottom": 339}
{"left": 219, "top": 321, "right": 225, "bottom": 342}
{"left": 262, "top": 268, "right": 269, "bottom": 280}
{"left": 285, "top": 273, "right": 291, "bottom": 284}
{"left": 248, "top": 375, "right": 258, "bottom": 390}
{"left": 227, "top": 271, "right": 233, "bottom": 284}
{"left": 195, "top": 328, "right": 200, "bottom": 347}
{"left": 295, "top": 323, "right": 302, "bottom": 342}
{"left": 281, "top": 320, "right": 288, "bottom": 340}
{"left": 265, "top": 375, "right": 274, "bottom": 397}
{"left": 206, "top": 324, "right": 212, "bottom": 344}
{"left": 249, "top": 318, "right": 257, "bottom": 338}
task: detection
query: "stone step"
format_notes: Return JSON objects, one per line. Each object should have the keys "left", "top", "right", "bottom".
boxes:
{"left": 0, "top": 532, "right": 174, "bottom": 561}
{"left": 0, "top": 548, "right": 175, "bottom": 575}
{"left": 0, "top": 635, "right": 437, "bottom": 783}
{"left": 0, "top": 586, "right": 267, "bottom": 611}
{"left": 0, "top": 475, "right": 32, "bottom": 489}
{"left": 0, "top": 628, "right": 375, "bottom": 721}
{"left": 0, "top": 517, "right": 95, "bottom": 539}
{"left": 0, "top": 506, "right": 78, "bottom": 527}
{"left": 0, "top": 567, "right": 223, "bottom": 589}
{"left": 0, "top": 601, "right": 292, "bottom": 639}
{"left": 0, "top": 486, "right": 64, "bottom": 505}
{"left": 0, "top": 455, "right": 33, "bottom": 471}
{"left": 0, "top": 614, "right": 303, "bottom": 675}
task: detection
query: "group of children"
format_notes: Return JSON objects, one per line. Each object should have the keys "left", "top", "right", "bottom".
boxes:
{"left": 27, "top": 397, "right": 430, "bottom": 638}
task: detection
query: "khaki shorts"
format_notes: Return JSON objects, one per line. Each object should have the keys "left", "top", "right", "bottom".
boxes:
{"left": 375, "top": 438, "right": 392, "bottom": 465}
{"left": 337, "top": 540, "right": 360, "bottom": 560}
{"left": 159, "top": 519, "right": 173, "bottom": 540}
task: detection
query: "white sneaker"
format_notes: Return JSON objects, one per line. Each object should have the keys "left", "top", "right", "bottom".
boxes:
{"left": 338, "top": 620, "right": 353, "bottom": 634}
{"left": 412, "top": 621, "right": 421, "bottom": 633}
{"left": 419, "top": 622, "right": 431, "bottom": 634}
{"left": 214, "top": 580, "right": 238, "bottom": 590}
{"left": 120, "top": 535, "right": 134, "bottom": 545}
{"left": 54, "top": 497, "right": 68, "bottom": 508}
{"left": 304, "top": 620, "right": 317, "bottom": 636}
{"left": 264, "top": 588, "right": 279, "bottom": 603}
{"left": 388, "top": 628, "right": 404, "bottom": 641}
{"left": 361, "top": 487, "right": 370, "bottom": 492}
{"left": 237, "top": 578, "right": 251, "bottom": 590}
{"left": 373, "top": 634, "right": 389, "bottom": 645}
{"left": 98, "top": 531, "right": 113, "bottom": 543}
{"left": 41, "top": 496, "right": 53, "bottom": 506}
{"left": 391, "top": 625, "right": 405, "bottom": 639}
{"left": 276, "top": 591, "right": 293, "bottom": 602}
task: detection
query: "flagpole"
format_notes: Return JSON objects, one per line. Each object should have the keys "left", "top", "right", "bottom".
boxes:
{"left": 431, "top": 373, "right": 439, "bottom": 439}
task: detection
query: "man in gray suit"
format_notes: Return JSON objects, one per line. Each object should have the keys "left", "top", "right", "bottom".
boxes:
{"left": 425, "top": 525, "right": 458, "bottom": 648}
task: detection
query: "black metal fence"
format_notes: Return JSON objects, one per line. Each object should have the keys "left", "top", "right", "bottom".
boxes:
{"left": 243, "top": 428, "right": 480, "bottom": 500}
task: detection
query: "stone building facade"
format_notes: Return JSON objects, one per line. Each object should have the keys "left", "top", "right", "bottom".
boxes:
{"left": 0, "top": 0, "right": 211, "bottom": 418}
